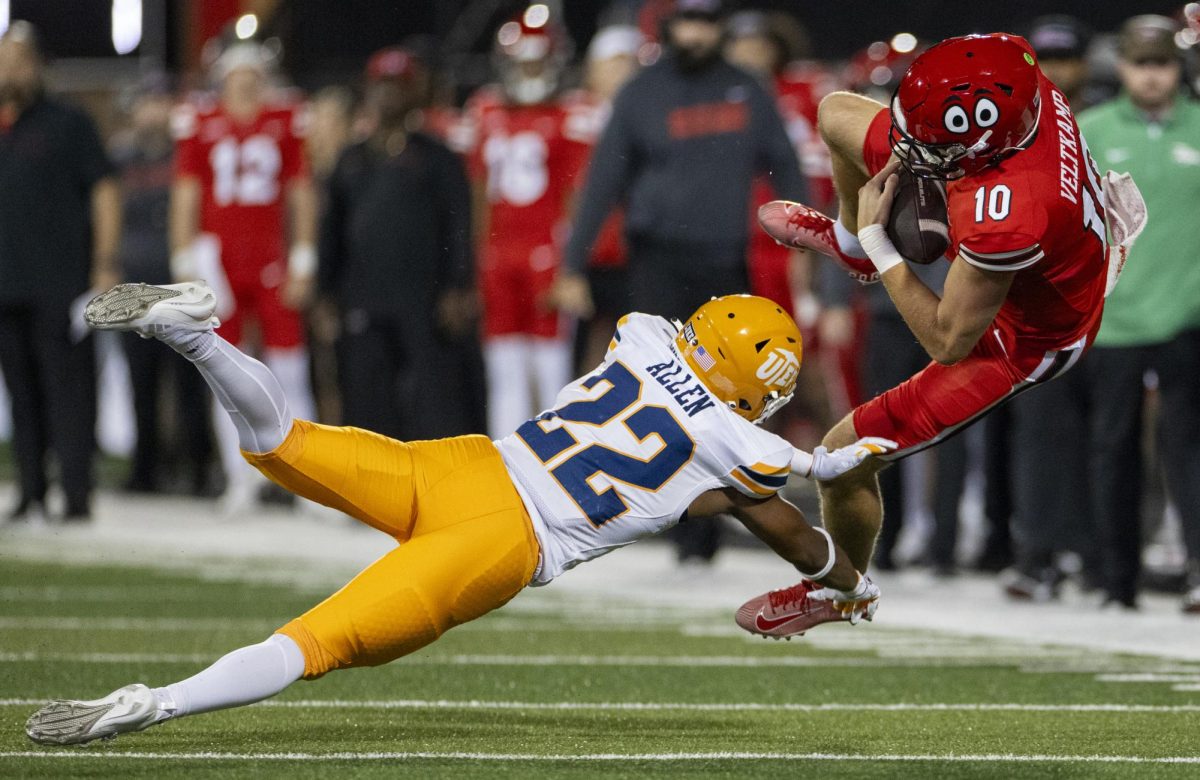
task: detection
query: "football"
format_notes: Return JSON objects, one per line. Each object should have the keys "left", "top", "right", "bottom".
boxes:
{"left": 886, "top": 168, "right": 950, "bottom": 264}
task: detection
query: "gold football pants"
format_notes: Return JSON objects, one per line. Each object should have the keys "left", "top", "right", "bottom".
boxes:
{"left": 243, "top": 421, "right": 540, "bottom": 679}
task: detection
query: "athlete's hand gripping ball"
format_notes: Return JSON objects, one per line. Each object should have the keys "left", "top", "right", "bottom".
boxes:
{"left": 857, "top": 158, "right": 903, "bottom": 229}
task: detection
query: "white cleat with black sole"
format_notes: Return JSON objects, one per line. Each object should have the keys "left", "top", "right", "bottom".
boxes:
{"left": 26, "top": 683, "right": 166, "bottom": 745}
{"left": 85, "top": 281, "right": 219, "bottom": 337}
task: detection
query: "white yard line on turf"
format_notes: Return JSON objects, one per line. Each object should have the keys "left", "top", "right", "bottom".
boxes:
{"left": 0, "top": 652, "right": 211, "bottom": 664}
{"left": 1096, "top": 674, "right": 1200, "bottom": 683}
{"left": 0, "top": 586, "right": 276, "bottom": 602}
{"left": 2, "top": 649, "right": 1197, "bottom": 674}
{"left": 0, "top": 652, "right": 1105, "bottom": 668}
{"left": 3, "top": 698, "right": 1199, "bottom": 713}
{"left": 1, "top": 751, "right": 1199, "bottom": 763}
{"left": 0, "top": 617, "right": 283, "bottom": 631}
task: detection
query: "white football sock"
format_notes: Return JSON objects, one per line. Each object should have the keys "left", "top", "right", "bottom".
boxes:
{"left": 485, "top": 336, "right": 534, "bottom": 438}
{"left": 158, "top": 327, "right": 294, "bottom": 454}
{"left": 153, "top": 634, "right": 305, "bottom": 719}
{"left": 834, "top": 217, "right": 868, "bottom": 259}
{"left": 264, "top": 347, "right": 316, "bottom": 423}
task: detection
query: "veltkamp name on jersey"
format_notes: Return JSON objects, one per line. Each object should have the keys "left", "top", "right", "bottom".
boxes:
{"left": 644, "top": 359, "right": 717, "bottom": 417}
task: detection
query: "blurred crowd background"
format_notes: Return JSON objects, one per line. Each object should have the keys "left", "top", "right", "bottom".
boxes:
{"left": 1, "top": 0, "right": 1199, "bottom": 614}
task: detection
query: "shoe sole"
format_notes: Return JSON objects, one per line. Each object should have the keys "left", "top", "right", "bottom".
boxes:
{"left": 26, "top": 700, "right": 119, "bottom": 745}
{"left": 86, "top": 284, "right": 183, "bottom": 330}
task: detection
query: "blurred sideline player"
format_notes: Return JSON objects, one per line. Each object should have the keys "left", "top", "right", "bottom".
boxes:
{"left": 27, "top": 283, "right": 892, "bottom": 745}
{"left": 575, "top": 24, "right": 644, "bottom": 373}
{"left": 725, "top": 10, "right": 833, "bottom": 320}
{"left": 169, "top": 41, "right": 318, "bottom": 513}
{"left": 464, "top": 10, "right": 593, "bottom": 438}
{"left": 749, "top": 33, "right": 1138, "bottom": 623}
{"left": 724, "top": 10, "right": 840, "bottom": 449}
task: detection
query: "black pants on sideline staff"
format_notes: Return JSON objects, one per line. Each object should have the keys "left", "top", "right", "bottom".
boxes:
{"left": 627, "top": 236, "right": 750, "bottom": 323}
{"left": 1008, "top": 367, "right": 1098, "bottom": 582}
{"left": 0, "top": 304, "right": 96, "bottom": 515}
{"left": 865, "top": 315, "right": 968, "bottom": 570}
{"left": 979, "top": 406, "right": 1015, "bottom": 570}
{"left": 121, "top": 332, "right": 213, "bottom": 493}
{"left": 628, "top": 236, "right": 751, "bottom": 563}
{"left": 337, "top": 312, "right": 484, "bottom": 443}
{"left": 1085, "top": 329, "right": 1200, "bottom": 604}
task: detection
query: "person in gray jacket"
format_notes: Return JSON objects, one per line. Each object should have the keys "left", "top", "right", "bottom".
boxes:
{"left": 551, "top": 0, "right": 806, "bottom": 565}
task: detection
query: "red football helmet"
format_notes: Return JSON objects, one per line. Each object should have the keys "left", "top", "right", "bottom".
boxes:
{"left": 493, "top": 7, "right": 572, "bottom": 105}
{"left": 889, "top": 33, "right": 1042, "bottom": 179}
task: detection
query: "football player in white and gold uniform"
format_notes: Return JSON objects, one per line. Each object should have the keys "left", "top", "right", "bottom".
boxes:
{"left": 26, "top": 284, "right": 891, "bottom": 746}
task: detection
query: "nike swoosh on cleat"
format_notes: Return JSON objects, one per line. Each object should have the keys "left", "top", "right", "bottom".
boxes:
{"left": 753, "top": 609, "right": 809, "bottom": 632}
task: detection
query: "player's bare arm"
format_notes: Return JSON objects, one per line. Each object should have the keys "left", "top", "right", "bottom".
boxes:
{"left": 690, "top": 488, "right": 860, "bottom": 591}
{"left": 858, "top": 161, "right": 1013, "bottom": 364}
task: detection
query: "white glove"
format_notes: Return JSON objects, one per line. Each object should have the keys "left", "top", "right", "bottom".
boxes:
{"left": 794, "top": 437, "right": 898, "bottom": 481}
{"left": 809, "top": 574, "right": 880, "bottom": 625}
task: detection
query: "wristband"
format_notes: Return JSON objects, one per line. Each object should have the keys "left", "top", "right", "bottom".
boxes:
{"left": 797, "top": 526, "right": 837, "bottom": 581}
{"left": 789, "top": 448, "right": 814, "bottom": 478}
{"left": 288, "top": 243, "right": 317, "bottom": 277}
{"left": 857, "top": 224, "right": 904, "bottom": 275}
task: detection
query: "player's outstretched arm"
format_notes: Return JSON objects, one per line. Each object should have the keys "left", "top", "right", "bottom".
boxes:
{"left": 702, "top": 490, "right": 881, "bottom": 637}
{"left": 790, "top": 437, "right": 896, "bottom": 481}
{"left": 692, "top": 489, "right": 859, "bottom": 592}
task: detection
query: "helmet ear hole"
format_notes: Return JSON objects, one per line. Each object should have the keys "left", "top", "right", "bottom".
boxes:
{"left": 738, "top": 399, "right": 753, "bottom": 411}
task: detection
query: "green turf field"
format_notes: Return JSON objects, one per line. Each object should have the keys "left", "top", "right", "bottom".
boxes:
{"left": 1, "top": 559, "right": 1198, "bottom": 778}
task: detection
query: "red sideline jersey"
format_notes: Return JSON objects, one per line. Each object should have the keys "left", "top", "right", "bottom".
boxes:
{"left": 747, "top": 64, "right": 838, "bottom": 316}
{"left": 172, "top": 98, "right": 309, "bottom": 272}
{"left": 464, "top": 87, "right": 594, "bottom": 337}
{"left": 465, "top": 87, "right": 593, "bottom": 264}
{"left": 864, "top": 73, "right": 1107, "bottom": 360}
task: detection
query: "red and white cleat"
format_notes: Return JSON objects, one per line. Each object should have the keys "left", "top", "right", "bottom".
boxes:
{"left": 757, "top": 200, "right": 880, "bottom": 284}
{"left": 736, "top": 577, "right": 880, "bottom": 639}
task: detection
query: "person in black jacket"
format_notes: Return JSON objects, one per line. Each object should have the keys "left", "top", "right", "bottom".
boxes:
{"left": 319, "top": 48, "right": 479, "bottom": 440}
{"left": 0, "top": 23, "right": 120, "bottom": 521}
{"left": 110, "top": 75, "right": 213, "bottom": 495}
{"left": 551, "top": 0, "right": 807, "bottom": 565}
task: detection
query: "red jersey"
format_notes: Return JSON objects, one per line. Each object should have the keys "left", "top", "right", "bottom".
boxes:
{"left": 465, "top": 87, "right": 593, "bottom": 269}
{"left": 946, "top": 76, "right": 1107, "bottom": 355}
{"left": 172, "top": 98, "right": 309, "bottom": 264}
{"left": 747, "top": 64, "right": 838, "bottom": 315}
{"left": 776, "top": 63, "right": 837, "bottom": 208}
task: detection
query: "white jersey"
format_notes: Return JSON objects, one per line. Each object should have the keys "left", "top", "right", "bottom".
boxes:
{"left": 496, "top": 313, "right": 796, "bottom": 585}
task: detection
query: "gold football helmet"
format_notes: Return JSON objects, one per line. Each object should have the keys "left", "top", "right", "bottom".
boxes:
{"left": 675, "top": 294, "right": 804, "bottom": 423}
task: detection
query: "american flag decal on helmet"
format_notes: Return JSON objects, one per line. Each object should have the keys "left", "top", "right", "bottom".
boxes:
{"left": 694, "top": 345, "right": 716, "bottom": 372}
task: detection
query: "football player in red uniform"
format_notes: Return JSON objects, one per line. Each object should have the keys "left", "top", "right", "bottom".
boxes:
{"left": 464, "top": 11, "right": 595, "bottom": 437}
{"left": 170, "top": 41, "right": 318, "bottom": 513}
{"left": 745, "top": 33, "right": 1121, "bottom": 633}
{"left": 725, "top": 10, "right": 835, "bottom": 320}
